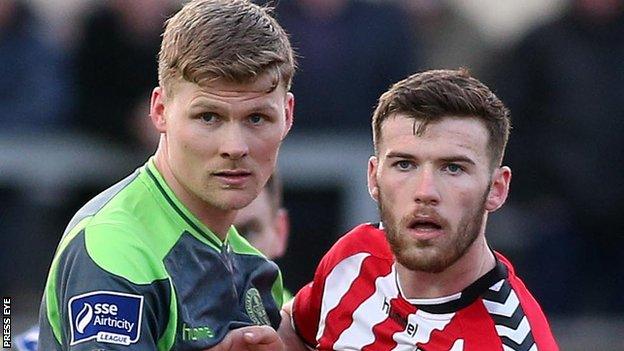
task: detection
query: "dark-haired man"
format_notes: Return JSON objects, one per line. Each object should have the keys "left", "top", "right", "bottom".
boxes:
{"left": 280, "top": 69, "right": 558, "bottom": 350}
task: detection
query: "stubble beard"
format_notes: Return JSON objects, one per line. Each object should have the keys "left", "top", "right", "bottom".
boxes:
{"left": 202, "top": 160, "right": 264, "bottom": 211}
{"left": 185, "top": 173, "right": 260, "bottom": 212}
{"left": 379, "top": 188, "right": 489, "bottom": 273}
{"left": 204, "top": 183, "right": 260, "bottom": 211}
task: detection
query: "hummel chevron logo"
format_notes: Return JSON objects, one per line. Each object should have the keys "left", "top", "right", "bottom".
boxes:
{"left": 483, "top": 280, "right": 536, "bottom": 351}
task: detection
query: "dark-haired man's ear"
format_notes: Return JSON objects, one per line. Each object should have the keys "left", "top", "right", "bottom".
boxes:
{"left": 367, "top": 156, "right": 380, "bottom": 202}
{"left": 485, "top": 166, "right": 511, "bottom": 212}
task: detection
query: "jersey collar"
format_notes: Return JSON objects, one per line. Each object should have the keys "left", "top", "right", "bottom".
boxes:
{"left": 143, "top": 158, "right": 231, "bottom": 250}
{"left": 397, "top": 257, "right": 508, "bottom": 314}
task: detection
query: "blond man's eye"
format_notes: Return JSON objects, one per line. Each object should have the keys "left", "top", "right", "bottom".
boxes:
{"left": 200, "top": 113, "right": 219, "bottom": 123}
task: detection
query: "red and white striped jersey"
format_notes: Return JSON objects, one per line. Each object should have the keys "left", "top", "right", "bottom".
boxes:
{"left": 292, "top": 223, "right": 558, "bottom": 351}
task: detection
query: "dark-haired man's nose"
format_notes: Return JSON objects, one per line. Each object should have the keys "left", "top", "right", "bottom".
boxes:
{"left": 412, "top": 168, "right": 440, "bottom": 206}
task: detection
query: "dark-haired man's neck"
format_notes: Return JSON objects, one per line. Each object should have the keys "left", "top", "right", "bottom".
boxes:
{"left": 397, "top": 234, "right": 495, "bottom": 299}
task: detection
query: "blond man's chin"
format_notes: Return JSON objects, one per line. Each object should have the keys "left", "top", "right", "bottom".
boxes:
{"left": 205, "top": 190, "right": 259, "bottom": 211}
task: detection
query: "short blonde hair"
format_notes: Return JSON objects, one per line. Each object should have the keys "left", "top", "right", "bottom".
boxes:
{"left": 158, "top": 0, "right": 295, "bottom": 95}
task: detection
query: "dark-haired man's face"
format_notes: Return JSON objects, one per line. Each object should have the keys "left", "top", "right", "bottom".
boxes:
{"left": 367, "top": 115, "right": 510, "bottom": 273}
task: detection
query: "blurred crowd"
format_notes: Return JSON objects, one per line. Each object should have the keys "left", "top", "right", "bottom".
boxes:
{"left": 1, "top": 0, "right": 623, "bottom": 339}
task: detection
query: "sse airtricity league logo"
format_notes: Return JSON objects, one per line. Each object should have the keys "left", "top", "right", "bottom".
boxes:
{"left": 68, "top": 291, "right": 143, "bottom": 346}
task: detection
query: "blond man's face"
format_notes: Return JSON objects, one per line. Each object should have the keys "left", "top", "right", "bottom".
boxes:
{"left": 152, "top": 74, "right": 294, "bottom": 212}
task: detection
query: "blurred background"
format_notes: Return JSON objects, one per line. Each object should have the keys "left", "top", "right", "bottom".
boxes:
{"left": 1, "top": 0, "right": 623, "bottom": 349}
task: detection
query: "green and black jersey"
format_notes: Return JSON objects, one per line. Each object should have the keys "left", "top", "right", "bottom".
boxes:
{"left": 38, "top": 159, "right": 284, "bottom": 350}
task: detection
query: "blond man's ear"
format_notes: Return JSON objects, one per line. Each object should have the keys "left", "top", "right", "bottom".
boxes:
{"left": 282, "top": 92, "right": 295, "bottom": 140}
{"left": 150, "top": 87, "right": 167, "bottom": 133}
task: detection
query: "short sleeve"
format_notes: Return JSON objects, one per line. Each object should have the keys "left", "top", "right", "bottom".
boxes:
{"left": 38, "top": 229, "right": 173, "bottom": 350}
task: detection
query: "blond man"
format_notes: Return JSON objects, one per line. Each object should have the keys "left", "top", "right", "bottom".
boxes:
{"left": 38, "top": 1, "right": 295, "bottom": 350}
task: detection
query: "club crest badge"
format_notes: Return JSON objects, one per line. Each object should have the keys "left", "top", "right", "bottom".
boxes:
{"left": 244, "top": 288, "right": 270, "bottom": 326}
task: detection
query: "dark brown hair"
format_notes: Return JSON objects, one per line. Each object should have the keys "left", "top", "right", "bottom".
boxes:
{"left": 372, "top": 68, "right": 511, "bottom": 166}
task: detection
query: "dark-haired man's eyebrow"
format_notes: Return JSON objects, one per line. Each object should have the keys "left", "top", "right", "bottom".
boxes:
{"left": 438, "top": 156, "right": 476, "bottom": 166}
{"left": 386, "top": 151, "right": 416, "bottom": 160}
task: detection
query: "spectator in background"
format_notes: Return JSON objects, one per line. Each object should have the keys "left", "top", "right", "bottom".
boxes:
{"left": 267, "top": 0, "right": 419, "bottom": 133}
{"left": 0, "top": 0, "right": 70, "bottom": 131}
{"left": 494, "top": 0, "right": 624, "bottom": 314}
{"left": 72, "top": 0, "right": 177, "bottom": 145}
{"left": 397, "top": 0, "right": 491, "bottom": 77}
{"left": 0, "top": 0, "right": 71, "bottom": 311}
{"left": 235, "top": 174, "right": 293, "bottom": 301}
